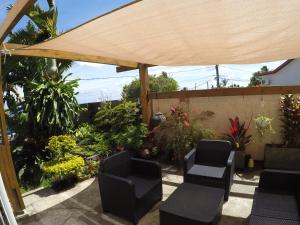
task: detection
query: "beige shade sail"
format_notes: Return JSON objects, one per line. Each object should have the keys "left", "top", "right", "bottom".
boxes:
{"left": 9, "top": 0, "right": 300, "bottom": 65}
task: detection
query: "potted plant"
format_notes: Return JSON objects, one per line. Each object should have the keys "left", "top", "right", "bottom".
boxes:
{"left": 223, "top": 116, "right": 252, "bottom": 170}
{"left": 264, "top": 94, "right": 300, "bottom": 170}
{"left": 254, "top": 115, "right": 274, "bottom": 137}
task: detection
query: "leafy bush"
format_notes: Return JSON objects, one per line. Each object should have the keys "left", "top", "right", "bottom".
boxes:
{"left": 280, "top": 94, "right": 300, "bottom": 147}
{"left": 13, "top": 141, "right": 46, "bottom": 188}
{"left": 153, "top": 106, "right": 215, "bottom": 163}
{"left": 47, "top": 135, "right": 77, "bottom": 159}
{"left": 94, "top": 101, "right": 148, "bottom": 151}
{"left": 43, "top": 135, "right": 85, "bottom": 188}
{"left": 74, "top": 124, "right": 111, "bottom": 157}
{"left": 42, "top": 155, "right": 84, "bottom": 182}
{"left": 80, "top": 160, "right": 100, "bottom": 179}
{"left": 223, "top": 116, "right": 252, "bottom": 151}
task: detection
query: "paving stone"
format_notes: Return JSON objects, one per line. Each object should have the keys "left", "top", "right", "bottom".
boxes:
{"left": 19, "top": 168, "right": 259, "bottom": 225}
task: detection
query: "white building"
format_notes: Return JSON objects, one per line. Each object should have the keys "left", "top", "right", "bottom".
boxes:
{"left": 261, "top": 59, "right": 300, "bottom": 86}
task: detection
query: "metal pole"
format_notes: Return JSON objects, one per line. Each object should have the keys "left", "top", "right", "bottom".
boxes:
{"left": 0, "top": 173, "right": 17, "bottom": 225}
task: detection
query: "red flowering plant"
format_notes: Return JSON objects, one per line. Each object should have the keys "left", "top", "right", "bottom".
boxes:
{"left": 223, "top": 116, "right": 252, "bottom": 151}
{"left": 154, "top": 106, "right": 215, "bottom": 164}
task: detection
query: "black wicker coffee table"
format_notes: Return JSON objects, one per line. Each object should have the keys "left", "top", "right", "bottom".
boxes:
{"left": 160, "top": 183, "right": 224, "bottom": 225}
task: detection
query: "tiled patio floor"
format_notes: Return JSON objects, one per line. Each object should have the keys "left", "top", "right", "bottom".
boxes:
{"left": 18, "top": 165, "right": 260, "bottom": 225}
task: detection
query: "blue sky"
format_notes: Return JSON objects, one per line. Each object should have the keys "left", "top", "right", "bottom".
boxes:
{"left": 0, "top": 0, "right": 284, "bottom": 103}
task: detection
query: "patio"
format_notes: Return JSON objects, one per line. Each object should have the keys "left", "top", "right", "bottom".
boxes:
{"left": 17, "top": 165, "right": 260, "bottom": 225}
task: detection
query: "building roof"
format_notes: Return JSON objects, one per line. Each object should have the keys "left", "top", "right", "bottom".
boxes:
{"left": 260, "top": 59, "right": 294, "bottom": 76}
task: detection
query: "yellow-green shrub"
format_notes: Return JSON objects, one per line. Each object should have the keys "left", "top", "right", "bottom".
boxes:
{"left": 47, "top": 135, "right": 77, "bottom": 160}
{"left": 42, "top": 155, "right": 84, "bottom": 182}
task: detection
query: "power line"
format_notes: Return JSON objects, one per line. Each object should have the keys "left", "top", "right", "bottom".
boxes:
{"left": 220, "top": 65, "right": 253, "bottom": 73}
{"left": 219, "top": 75, "right": 249, "bottom": 82}
{"left": 68, "top": 75, "right": 138, "bottom": 81}
{"left": 167, "top": 67, "right": 215, "bottom": 76}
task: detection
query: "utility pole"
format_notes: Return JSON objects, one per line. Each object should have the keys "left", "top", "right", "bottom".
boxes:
{"left": 215, "top": 64, "right": 220, "bottom": 88}
{"left": 207, "top": 81, "right": 209, "bottom": 89}
{"left": 194, "top": 83, "right": 197, "bottom": 90}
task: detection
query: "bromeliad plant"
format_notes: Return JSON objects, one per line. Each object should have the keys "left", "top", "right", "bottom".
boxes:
{"left": 223, "top": 116, "right": 252, "bottom": 151}
{"left": 280, "top": 94, "right": 300, "bottom": 147}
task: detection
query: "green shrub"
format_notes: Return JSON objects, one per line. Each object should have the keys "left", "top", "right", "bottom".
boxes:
{"left": 154, "top": 106, "right": 215, "bottom": 164}
{"left": 74, "top": 124, "right": 111, "bottom": 157}
{"left": 80, "top": 160, "right": 100, "bottom": 179}
{"left": 110, "top": 124, "right": 148, "bottom": 151}
{"left": 47, "top": 135, "right": 78, "bottom": 160}
{"left": 94, "top": 101, "right": 148, "bottom": 151}
{"left": 42, "top": 155, "right": 84, "bottom": 182}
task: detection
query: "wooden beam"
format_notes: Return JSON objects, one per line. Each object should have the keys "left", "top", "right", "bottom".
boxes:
{"left": 0, "top": 54, "right": 25, "bottom": 212}
{"left": 116, "top": 64, "right": 155, "bottom": 73}
{"left": 0, "top": 0, "right": 36, "bottom": 43}
{"left": 1, "top": 43, "right": 138, "bottom": 67}
{"left": 139, "top": 64, "right": 151, "bottom": 124}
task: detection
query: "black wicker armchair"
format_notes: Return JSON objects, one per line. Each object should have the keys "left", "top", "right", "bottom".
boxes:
{"left": 184, "top": 139, "right": 235, "bottom": 201}
{"left": 98, "top": 151, "right": 162, "bottom": 225}
{"left": 249, "top": 169, "right": 300, "bottom": 225}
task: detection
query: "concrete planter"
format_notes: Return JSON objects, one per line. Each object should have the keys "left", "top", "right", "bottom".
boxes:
{"left": 235, "top": 151, "right": 246, "bottom": 170}
{"left": 264, "top": 144, "right": 300, "bottom": 170}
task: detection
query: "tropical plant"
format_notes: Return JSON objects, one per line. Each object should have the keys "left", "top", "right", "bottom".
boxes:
{"left": 94, "top": 101, "right": 148, "bottom": 152}
{"left": 3, "top": 0, "right": 74, "bottom": 188}
{"left": 153, "top": 106, "right": 215, "bottom": 163}
{"left": 26, "top": 74, "right": 80, "bottom": 141}
{"left": 223, "top": 116, "right": 252, "bottom": 151}
{"left": 280, "top": 94, "right": 300, "bottom": 147}
{"left": 73, "top": 124, "right": 111, "bottom": 157}
{"left": 254, "top": 115, "right": 274, "bottom": 137}
{"left": 4, "top": 0, "right": 71, "bottom": 107}
{"left": 122, "top": 72, "right": 179, "bottom": 101}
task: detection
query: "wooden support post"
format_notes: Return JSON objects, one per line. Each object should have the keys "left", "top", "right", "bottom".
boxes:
{"left": 139, "top": 64, "right": 151, "bottom": 124}
{"left": 0, "top": 54, "right": 25, "bottom": 212}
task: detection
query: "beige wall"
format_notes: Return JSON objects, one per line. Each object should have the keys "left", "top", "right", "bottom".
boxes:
{"left": 152, "top": 94, "right": 299, "bottom": 160}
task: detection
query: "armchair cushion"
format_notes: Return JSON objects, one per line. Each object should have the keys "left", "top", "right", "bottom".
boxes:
{"left": 128, "top": 175, "right": 161, "bottom": 199}
{"left": 187, "top": 165, "right": 226, "bottom": 179}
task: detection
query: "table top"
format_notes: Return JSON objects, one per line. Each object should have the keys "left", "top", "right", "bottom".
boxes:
{"left": 160, "top": 183, "right": 224, "bottom": 222}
